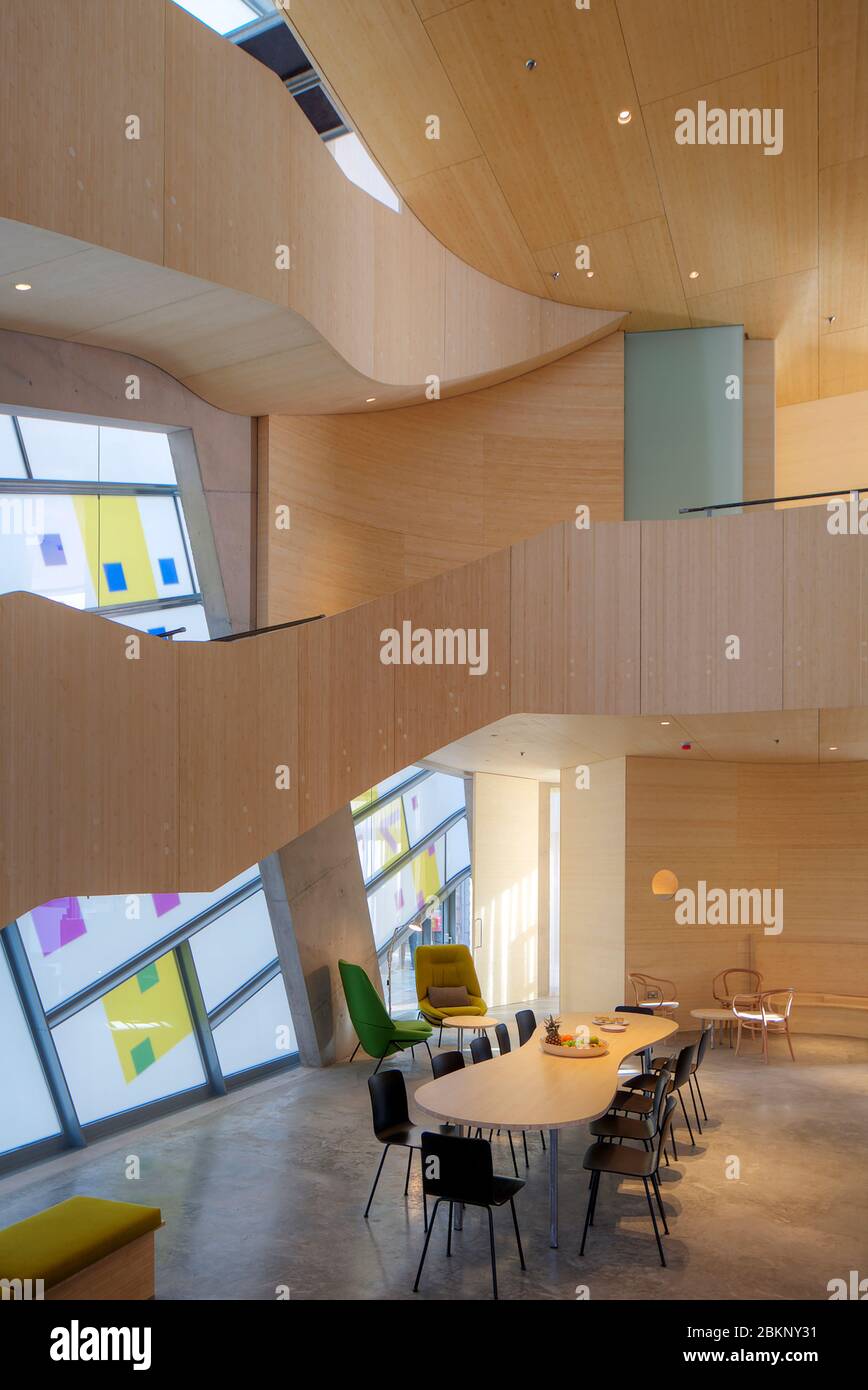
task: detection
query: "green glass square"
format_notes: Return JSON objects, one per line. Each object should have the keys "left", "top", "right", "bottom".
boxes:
{"left": 136, "top": 962, "right": 159, "bottom": 993}
{"left": 130, "top": 1036, "right": 156, "bottom": 1076}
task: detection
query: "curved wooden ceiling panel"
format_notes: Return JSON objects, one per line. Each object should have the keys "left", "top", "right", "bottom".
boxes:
{"left": 2, "top": 507, "right": 868, "bottom": 924}
{"left": 0, "top": 0, "right": 623, "bottom": 415}
{"left": 286, "top": 0, "right": 868, "bottom": 406}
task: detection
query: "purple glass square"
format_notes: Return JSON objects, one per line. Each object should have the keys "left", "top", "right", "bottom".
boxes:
{"left": 152, "top": 893, "right": 181, "bottom": 918}
{"left": 31, "top": 898, "right": 86, "bottom": 956}
{"left": 40, "top": 533, "right": 67, "bottom": 567}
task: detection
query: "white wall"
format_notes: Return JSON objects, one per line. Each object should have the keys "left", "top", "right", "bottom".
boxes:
{"left": 559, "top": 758, "right": 626, "bottom": 1012}
{"left": 471, "top": 773, "right": 540, "bottom": 1008}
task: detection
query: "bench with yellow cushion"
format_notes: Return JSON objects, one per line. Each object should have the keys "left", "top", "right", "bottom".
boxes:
{"left": 0, "top": 1196, "right": 163, "bottom": 1300}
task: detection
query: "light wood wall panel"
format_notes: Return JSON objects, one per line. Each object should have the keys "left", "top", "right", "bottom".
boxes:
{"left": 641, "top": 512, "right": 784, "bottom": 714}
{"left": 743, "top": 339, "right": 776, "bottom": 501}
{"left": 776, "top": 389, "right": 868, "bottom": 500}
{"left": 260, "top": 336, "right": 625, "bottom": 624}
{"left": 782, "top": 505, "right": 867, "bottom": 708}
{"left": 625, "top": 755, "right": 868, "bottom": 1033}
{"left": 511, "top": 526, "right": 567, "bottom": 716}
{"left": 559, "top": 757, "right": 627, "bottom": 1013}
{"left": 566, "top": 521, "right": 641, "bottom": 716}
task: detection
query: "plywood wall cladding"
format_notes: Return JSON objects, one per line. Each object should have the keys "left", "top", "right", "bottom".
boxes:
{"left": 259, "top": 336, "right": 625, "bottom": 624}
{"left": 624, "top": 755, "right": 868, "bottom": 1034}
{"left": 6, "top": 504, "right": 868, "bottom": 922}
{"left": 287, "top": 0, "right": 868, "bottom": 406}
{"left": 0, "top": 1, "right": 623, "bottom": 417}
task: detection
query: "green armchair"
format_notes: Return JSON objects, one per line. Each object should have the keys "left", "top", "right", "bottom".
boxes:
{"left": 339, "top": 960, "right": 433, "bottom": 1073}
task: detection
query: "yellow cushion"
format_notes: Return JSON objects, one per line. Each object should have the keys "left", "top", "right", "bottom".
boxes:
{"left": 0, "top": 1196, "right": 162, "bottom": 1289}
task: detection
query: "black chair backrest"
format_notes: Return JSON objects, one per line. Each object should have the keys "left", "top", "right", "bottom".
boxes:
{"left": 495, "top": 1022, "right": 511, "bottom": 1054}
{"left": 368, "top": 1070, "right": 409, "bottom": 1136}
{"left": 655, "top": 1095, "right": 677, "bottom": 1168}
{"left": 420, "top": 1131, "right": 495, "bottom": 1206}
{"left": 470, "top": 1035, "right": 493, "bottom": 1064}
{"left": 695, "top": 1025, "right": 712, "bottom": 1067}
{"left": 431, "top": 1050, "right": 465, "bottom": 1080}
{"left": 615, "top": 1004, "right": 655, "bottom": 1014}
{"left": 672, "top": 1042, "right": 698, "bottom": 1089}
{"left": 650, "top": 1064, "right": 671, "bottom": 1128}
{"left": 515, "top": 1009, "right": 537, "bottom": 1047}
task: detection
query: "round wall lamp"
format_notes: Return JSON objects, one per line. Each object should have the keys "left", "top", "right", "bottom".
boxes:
{"left": 651, "top": 869, "right": 679, "bottom": 900}
{"left": 617, "top": 110, "right": 632, "bottom": 124}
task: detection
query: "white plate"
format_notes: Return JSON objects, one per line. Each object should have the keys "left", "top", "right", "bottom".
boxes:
{"left": 600, "top": 1023, "right": 627, "bottom": 1032}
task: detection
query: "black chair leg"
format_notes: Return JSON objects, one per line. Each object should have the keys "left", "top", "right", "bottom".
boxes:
{"left": 688, "top": 1075, "right": 703, "bottom": 1133}
{"left": 651, "top": 1171, "right": 669, "bottom": 1234}
{"left": 679, "top": 1089, "right": 697, "bottom": 1148}
{"left": 411, "top": 1047, "right": 415, "bottom": 1060}
{"left": 413, "top": 1199, "right": 440, "bottom": 1291}
{"left": 509, "top": 1197, "right": 526, "bottom": 1271}
{"left": 364, "top": 1146, "right": 389, "bottom": 1218}
{"left": 447, "top": 1201, "right": 453, "bottom": 1257}
{"left": 349, "top": 1042, "right": 361, "bottom": 1062}
{"left": 642, "top": 1176, "right": 666, "bottom": 1266}
{"left": 694, "top": 1072, "right": 709, "bottom": 1121}
{"left": 438, "top": 1025, "right": 443, "bottom": 1047}
{"left": 424, "top": 1040, "right": 433, "bottom": 1068}
{"left": 521, "top": 1131, "right": 529, "bottom": 1168}
{"left": 507, "top": 1131, "right": 519, "bottom": 1177}
{"left": 670, "top": 1127, "right": 679, "bottom": 1161}
{"left": 539, "top": 1130, "right": 546, "bottom": 1150}
{"left": 589, "top": 1167, "right": 601, "bottom": 1226}
{"left": 580, "top": 1171, "right": 599, "bottom": 1255}
{"left": 487, "top": 1207, "right": 499, "bottom": 1300}
{"left": 403, "top": 1146, "right": 413, "bottom": 1195}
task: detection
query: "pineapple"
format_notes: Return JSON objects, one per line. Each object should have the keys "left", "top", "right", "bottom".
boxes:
{"left": 543, "top": 1014, "right": 562, "bottom": 1046}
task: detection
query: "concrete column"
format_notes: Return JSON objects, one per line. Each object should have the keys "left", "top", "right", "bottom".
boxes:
{"left": 261, "top": 807, "right": 379, "bottom": 1067}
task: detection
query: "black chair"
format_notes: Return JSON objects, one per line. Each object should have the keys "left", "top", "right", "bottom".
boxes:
{"left": 413, "top": 1131, "right": 526, "bottom": 1299}
{"left": 581, "top": 1095, "right": 677, "bottom": 1267}
{"left": 469, "top": 1036, "right": 520, "bottom": 1174}
{"left": 494, "top": 1022, "right": 511, "bottom": 1054}
{"left": 364, "top": 1071, "right": 453, "bottom": 1229}
{"left": 614, "top": 1041, "right": 698, "bottom": 1152}
{"left": 647, "top": 1024, "right": 711, "bottom": 1131}
{"left": 515, "top": 1008, "right": 537, "bottom": 1047}
{"left": 589, "top": 1064, "right": 671, "bottom": 1160}
{"left": 431, "top": 1049, "right": 465, "bottom": 1080}
{"left": 616, "top": 1003, "right": 656, "bottom": 1067}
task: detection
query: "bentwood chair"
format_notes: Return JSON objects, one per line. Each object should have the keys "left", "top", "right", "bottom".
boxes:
{"left": 364, "top": 1071, "right": 453, "bottom": 1229}
{"left": 712, "top": 969, "right": 763, "bottom": 1046}
{"left": 495, "top": 1023, "right": 546, "bottom": 1152}
{"left": 413, "top": 1132, "right": 526, "bottom": 1300}
{"left": 628, "top": 973, "right": 679, "bottom": 1018}
{"left": 515, "top": 1008, "right": 537, "bottom": 1047}
{"left": 732, "top": 988, "right": 796, "bottom": 1063}
{"left": 469, "top": 1036, "right": 520, "bottom": 1175}
{"left": 581, "top": 1096, "right": 677, "bottom": 1267}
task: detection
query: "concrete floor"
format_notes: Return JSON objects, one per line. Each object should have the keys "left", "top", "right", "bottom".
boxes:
{"left": 1, "top": 1006, "right": 866, "bottom": 1301}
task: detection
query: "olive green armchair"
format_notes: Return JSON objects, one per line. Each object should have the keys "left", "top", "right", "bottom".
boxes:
{"left": 415, "top": 944, "right": 487, "bottom": 1042}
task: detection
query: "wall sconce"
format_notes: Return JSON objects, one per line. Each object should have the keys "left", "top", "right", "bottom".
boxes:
{"left": 651, "top": 869, "right": 679, "bottom": 900}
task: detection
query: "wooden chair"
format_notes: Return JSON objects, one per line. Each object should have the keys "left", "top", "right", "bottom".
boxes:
{"left": 628, "top": 972, "right": 679, "bottom": 1018}
{"left": 712, "top": 969, "right": 763, "bottom": 1046}
{"left": 732, "top": 988, "right": 796, "bottom": 1063}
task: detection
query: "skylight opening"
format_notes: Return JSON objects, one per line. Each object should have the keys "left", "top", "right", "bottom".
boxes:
{"left": 326, "top": 132, "right": 401, "bottom": 213}
{"left": 172, "top": 0, "right": 261, "bottom": 36}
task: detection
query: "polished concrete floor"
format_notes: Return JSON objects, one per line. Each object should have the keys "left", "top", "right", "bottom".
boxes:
{"left": 2, "top": 1006, "right": 866, "bottom": 1301}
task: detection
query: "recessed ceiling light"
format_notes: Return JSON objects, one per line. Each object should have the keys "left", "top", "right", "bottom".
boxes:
{"left": 365, "top": 397, "right": 376, "bottom": 403}
{"left": 618, "top": 110, "right": 632, "bottom": 124}
{"left": 829, "top": 745, "right": 838, "bottom": 751}
{"left": 826, "top": 314, "right": 837, "bottom": 324}
{"left": 525, "top": 59, "right": 537, "bottom": 70}
{"left": 688, "top": 270, "right": 700, "bottom": 280}
{"left": 14, "top": 282, "right": 32, "bottom": 292}
{"left": 551, "top": 271, "right": 560, "bottom": 280}
{"left": 586, "top": 270, "right": 595, "bottom": 278}
{"left": 660, "top": 720, "right": 671, "bottom": 726}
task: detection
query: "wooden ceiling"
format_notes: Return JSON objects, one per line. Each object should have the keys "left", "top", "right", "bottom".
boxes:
{"left": 286, "top": 0, "right": 868, "bottom": 407}
{"left": 427, "top": 708, "right": 868, "bottom": 782}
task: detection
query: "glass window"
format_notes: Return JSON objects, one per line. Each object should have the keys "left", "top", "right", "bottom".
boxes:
{"left": 97, "top": 427, "right": 176, "bottom": 486}
{"left": 17, "top": 416, "right": 100, "bottom": 482}
{"left": 104, "top": 603, "right": 211, "bottom": 641}
{"left": 189, "top": 891, "right": 278, "bottom": 1013}
{"left": 0, "top": 493, "right": 95, "bottom": 607}
{"left": 445, "top": 817, "right": 470, "bottom": 880}
{"left": 51, "top": 950, "right": 206, "bottom": 1126}
{"left": 328, "top": 132, "right": 401, "bottom": 212}
{"left": 351, "top": 765, "right": 424, "bottom": 815}
{"left": 19, "top": 870, "right": 260, "bottom": 1011}
{"left": 366, "top": 838, "right": 446, "bottom": 949}
{"left": 212, "top": 975, "right": 296, "bottom": 1078}
{"left": 172, "top": 0, "right": 257, "bottom": 34}
{"left": 356, "top": 798, "right": 408, "bottom": 884}
{"left": 0, "top": 947, "right": 61, "bottom": 1155}
{"left": 403, "top": 772, "right": 465, "bottom": 846}
{"left": 0, "top": 414, "right": 25, "bottom": 476}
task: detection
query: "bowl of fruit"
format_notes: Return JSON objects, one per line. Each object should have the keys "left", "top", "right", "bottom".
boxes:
{"left": 539, "top": 1016, "right": 609, "bottom": 1058}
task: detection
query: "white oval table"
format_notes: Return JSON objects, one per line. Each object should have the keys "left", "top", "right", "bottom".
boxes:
{"left": 415, "top": 1011, "right": 677, "bottom": 1248}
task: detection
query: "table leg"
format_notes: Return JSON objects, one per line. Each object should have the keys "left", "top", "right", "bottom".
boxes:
{"left": 455, "top": 1123, "right": 464, "bottom": 1231}
{"left": 549, "top": 1129, "right": 558, "bottom": 1249}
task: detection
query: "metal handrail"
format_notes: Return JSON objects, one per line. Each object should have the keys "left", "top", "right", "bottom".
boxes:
{"left": 679, "top": 486, "right": 868, "bottom": 516}
{"left": 213, "top": 613, "right": 324, "bottom": 641}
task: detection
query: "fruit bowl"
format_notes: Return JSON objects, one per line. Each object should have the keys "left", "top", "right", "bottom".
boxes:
{"left": 539, "top": 1040, "right": 609, "bottom": 1059}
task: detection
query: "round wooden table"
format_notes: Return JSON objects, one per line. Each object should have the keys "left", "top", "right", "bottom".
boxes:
{"left": 416, "top": 1010, "right": 677, "bottom": 1248}
{"left": 444, "top": 1014, "right": 499, "bottom": 1053}
{"left": 690, "top": 1006, "right": 734, "bottom": 1047}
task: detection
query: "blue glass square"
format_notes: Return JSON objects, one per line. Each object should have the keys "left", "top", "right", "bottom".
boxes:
{"left": 40, "top": 533, "right": 67, "bottom": 567}
{"left": 147, "top": 626, "right": 167, "bottom": 636}
{"left": 103, "top": 561, "right": 127, "bottom": 593}
{"left": 158, "top": 556, "right": 179, "bottom": 585}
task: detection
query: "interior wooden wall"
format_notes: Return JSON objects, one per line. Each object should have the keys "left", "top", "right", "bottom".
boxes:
{"left": 625, "top": 756, "right": 868, "bottom": 1036}
{"left": 259, "top": 335, "right": 625, "bottom": 622}
{"left": 776, "top": 388, "right": 868, "bottom": 503}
